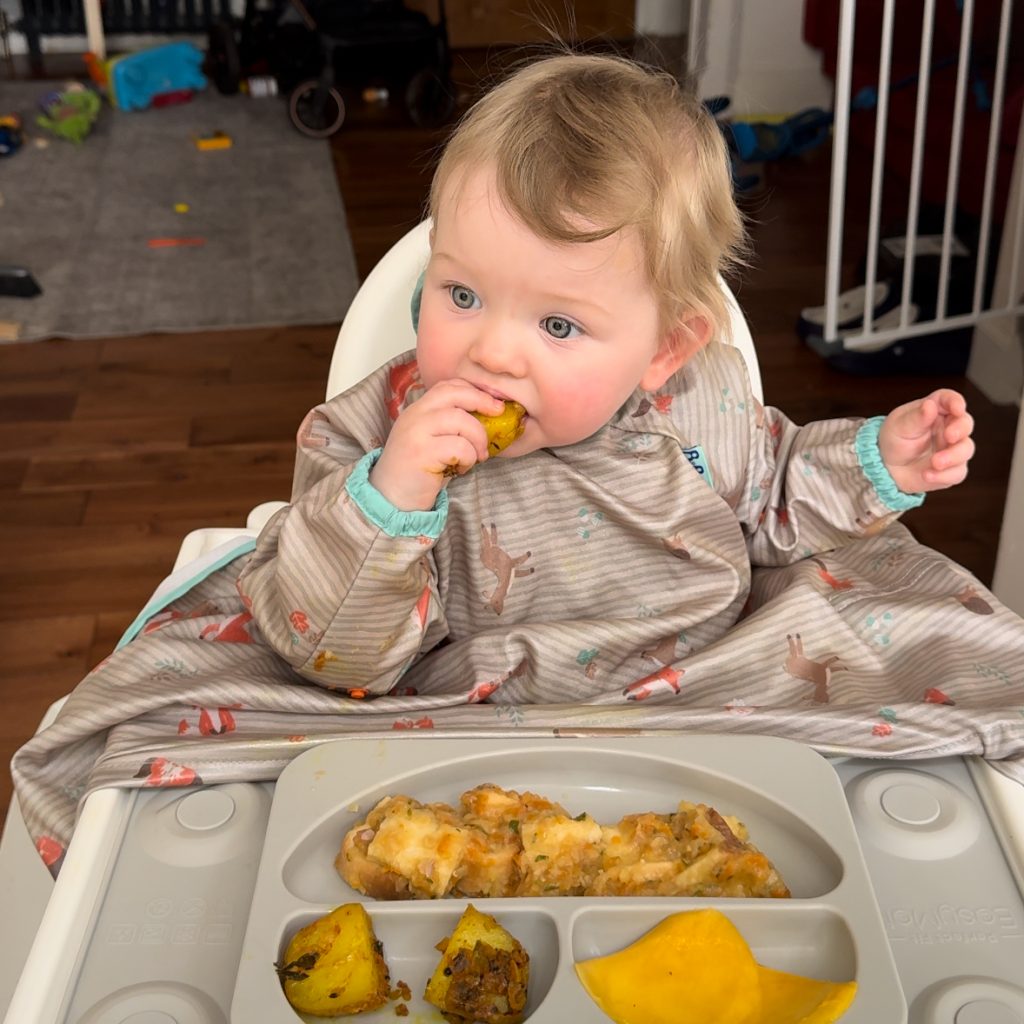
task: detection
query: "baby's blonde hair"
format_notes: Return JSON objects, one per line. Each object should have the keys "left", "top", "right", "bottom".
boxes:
{"left": 428, "top": 52, "right": 747, "bottom": 341}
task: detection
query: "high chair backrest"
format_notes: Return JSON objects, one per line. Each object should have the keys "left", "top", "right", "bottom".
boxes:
{"left": 327, "top": 220, "right": 763, "bottom": 403}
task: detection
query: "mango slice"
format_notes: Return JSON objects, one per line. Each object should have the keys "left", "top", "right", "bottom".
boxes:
{"left": 575, "top": 909, "right": 759, "bottom": 1024}
{"left": 757, "top": 965, "right": 858, "bottom": 1023}
{"left": 574, "top": 909, "right": 857, "bottom": 1024}
{"left": 473, "top": 401, "right": 527, "bottom": 456}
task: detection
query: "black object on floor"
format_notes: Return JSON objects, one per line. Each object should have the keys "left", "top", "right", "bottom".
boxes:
{"left": 0, "top": 265, "right": 42, "bottom": 298}
{"left": 805, "top": 324, "right": 973, "bottom": 377}
{"left": 800, "top": 207, "right": 991, "bottom": 377}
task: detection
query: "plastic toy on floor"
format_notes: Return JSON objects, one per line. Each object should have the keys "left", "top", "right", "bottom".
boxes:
{"left": 36, "top": 85, "right": 102, "bottom": 144}
{"left": 0, "top": 114, "right": 24, "bottom": 155}
{"left": 704, "top": 97, "right": 833, "bottom": 195}
{"left": 725, "top": 107, "right": 833, "bottom": 162}
{"left": 105, "top": 41, "right": 208, "bottom": 112}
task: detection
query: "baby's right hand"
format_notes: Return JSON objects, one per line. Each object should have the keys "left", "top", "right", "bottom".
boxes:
{"left": 369, "top": 380, "right": 505, "bottom": 512}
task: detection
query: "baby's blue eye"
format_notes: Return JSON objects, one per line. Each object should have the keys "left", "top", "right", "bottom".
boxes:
{"left": 542, "top": 316, "right": 581, "bottom": 340}
{"left": 449, "top": 285, "right": 479, "bottom": 310}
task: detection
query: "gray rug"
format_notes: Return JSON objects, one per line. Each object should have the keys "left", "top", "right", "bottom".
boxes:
{"left": 0, "top": 81, "right": 360, "bottom": 342}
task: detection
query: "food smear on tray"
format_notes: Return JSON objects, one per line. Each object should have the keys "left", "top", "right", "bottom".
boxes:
{"left": 274, "top": 902, "right": 391, "bottom": 1016}
{"left": 424, "top": 903, "right": 529, "bottom": 1024}
{"left": 575, "top": 908, "right": 857, "bottom": 1024}
{"left": 336, "top": 783, "right": 790, "bottom": 899}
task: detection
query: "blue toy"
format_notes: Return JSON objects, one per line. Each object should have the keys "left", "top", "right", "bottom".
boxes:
{"left": 107, "top": 42, "right": 208, "bottom": 112}
{"left": 0, "top": 114, "right": 24, "bottom": 156}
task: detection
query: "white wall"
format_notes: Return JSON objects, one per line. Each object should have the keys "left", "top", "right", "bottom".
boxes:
{"left": 688, "top": 0, "right": 833, "bottom": 116}
{"left": 635, "top": 0, "right": 689, "bottom": 36}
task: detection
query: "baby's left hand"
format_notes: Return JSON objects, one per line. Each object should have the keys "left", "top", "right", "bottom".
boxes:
{"left": 878, "top": 388, "right": 975, "bottom": 494}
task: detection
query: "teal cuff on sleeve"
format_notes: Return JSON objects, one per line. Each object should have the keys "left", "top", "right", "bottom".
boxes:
{"left": 855, "top": 416, "right": 926, "bottom": 511}
{"left": 345, "top": 448, "right": 448, "bottom": 538}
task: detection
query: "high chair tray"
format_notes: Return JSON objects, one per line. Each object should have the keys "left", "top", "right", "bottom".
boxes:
{"left": 6, "top": 739, "right": 1024, "bottom": 1024}
{"left": 236, "top": 735, "right": 903, "bottom": 1023}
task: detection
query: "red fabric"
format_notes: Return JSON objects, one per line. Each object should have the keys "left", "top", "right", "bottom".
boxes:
{"left": 803, "top": 0, "right": 1021, "bottom": 219}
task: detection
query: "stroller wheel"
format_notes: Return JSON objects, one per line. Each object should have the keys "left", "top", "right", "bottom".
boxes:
{"left": 405, "top": 68, "right": 455, "bottom": 129}
{"left": 289, "top": 80, "right": 345, "bottom": 138}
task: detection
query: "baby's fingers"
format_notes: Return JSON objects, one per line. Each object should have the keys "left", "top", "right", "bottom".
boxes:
{"left": 427, "top": 408, "right": 492, "bottom": 464}
{"left": 932, "top": 388, "right": 968, "bottom": 418}
{"left": 435, "top": 436, "right": 483, "bottom": 477}
{"left": 922, "top": 462, "right": 970, "bottom": 489}
{"left": 943, "top": 411, "right": 975, "bottom": 446}
{"left": 889, "top": 396, "right": 938, "bottom": 438}
{"left": 930, "top": 435, "right": 975, "bottom": 474}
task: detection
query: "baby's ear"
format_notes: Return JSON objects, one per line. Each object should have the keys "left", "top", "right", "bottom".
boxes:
{"left": 640, "top": 315, "right": 712, "bottom": 391}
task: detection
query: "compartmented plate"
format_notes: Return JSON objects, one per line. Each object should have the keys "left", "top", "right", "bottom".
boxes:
{"left": 232, "top": 735, "right": 906, "bottom": 1023}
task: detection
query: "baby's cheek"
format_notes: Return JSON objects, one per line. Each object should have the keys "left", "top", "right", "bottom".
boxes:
{"left": 538, "top": 384, "right": 613, "bottom": 443}
{"left": 415, "top": 327, "right": 449, "bottom": 389}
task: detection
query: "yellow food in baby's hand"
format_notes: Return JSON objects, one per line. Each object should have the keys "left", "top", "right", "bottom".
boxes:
{"left": 574, "top": 908, "right": 857, "bottom": 1024}
{"left": 424, "top": 903, "right": 530, "bottom": 1024}
{"left": 275, "top": 902, "right": 390, "bottom": 1017}
{"left": 473, "top": 401, "right": 527, "bottom": 456}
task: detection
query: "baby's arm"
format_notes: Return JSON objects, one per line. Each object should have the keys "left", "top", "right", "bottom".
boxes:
{"left": 877, "top": 389, "right": 975, "bottom": 493}
{"left": 742, "top": 392, "right": 974, "bottom": 566}
{"left": 239, "top": 398, "right": 450, "bottom": 694}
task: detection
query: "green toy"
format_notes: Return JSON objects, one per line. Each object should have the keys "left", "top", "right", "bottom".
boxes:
{"left": 37, "top": 87, "right": 102, "bottom": 144}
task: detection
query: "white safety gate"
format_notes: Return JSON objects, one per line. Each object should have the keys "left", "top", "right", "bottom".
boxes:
{"left": 824, "top": 0, "right": 1023, "bottom": 359}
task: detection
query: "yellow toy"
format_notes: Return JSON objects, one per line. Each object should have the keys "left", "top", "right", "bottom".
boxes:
{"left": 194, "top": 131, "right": 233, "bottom": 150}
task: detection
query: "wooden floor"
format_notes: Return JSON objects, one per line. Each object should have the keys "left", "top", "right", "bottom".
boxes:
{"left": 0, "top": 53, "right": 1017, "bottom": 825}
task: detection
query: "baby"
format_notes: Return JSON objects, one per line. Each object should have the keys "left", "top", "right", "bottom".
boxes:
{"left": 239, "top": 53, "right": 974, "bottom": 701}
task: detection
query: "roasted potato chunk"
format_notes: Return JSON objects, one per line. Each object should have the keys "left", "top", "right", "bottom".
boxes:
{"left": 275, "top": 903, "right": 390, "bottom": 1017}
{"left": 473, "top": 401, "right": 527, "bottom": 456}
{"left": 424, "top": 904, "right": 529, "bottom": 1024}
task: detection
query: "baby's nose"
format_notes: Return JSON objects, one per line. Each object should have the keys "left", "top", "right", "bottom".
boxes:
{"left": 470, "top": 319, "right": 526, "bottom": 376}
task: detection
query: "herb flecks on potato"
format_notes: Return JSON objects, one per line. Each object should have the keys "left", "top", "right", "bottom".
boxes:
{"left": 275, "top": 903, "right": 391, "bottom": 1017}
{"left": 424, "top": 904, "right": 529, "bottom": 1024}
{"left": 473, "top": 401, "right": 527, "bottom": 456}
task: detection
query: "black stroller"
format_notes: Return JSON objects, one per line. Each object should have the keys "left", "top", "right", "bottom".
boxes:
{"left": 206, "top": 0, "right": 455, "bottom": 137}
